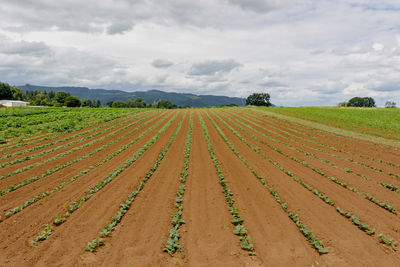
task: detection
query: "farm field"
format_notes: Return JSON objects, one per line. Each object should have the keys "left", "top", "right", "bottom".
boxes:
{"left": 1, "top": 107, "right": 400, "bottom": 266}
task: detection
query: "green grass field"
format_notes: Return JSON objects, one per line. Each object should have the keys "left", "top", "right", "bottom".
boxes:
{"left": 264, "top": 107, "right": 400, "bottom": 140}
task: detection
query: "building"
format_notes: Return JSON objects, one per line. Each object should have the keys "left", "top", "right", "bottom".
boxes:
{"left": 0, "top": 100, "right": 30, "bottom": 107}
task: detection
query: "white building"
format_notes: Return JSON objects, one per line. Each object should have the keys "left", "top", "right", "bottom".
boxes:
{"left": 0, "top": 100, "right": 30, "bottom": 107}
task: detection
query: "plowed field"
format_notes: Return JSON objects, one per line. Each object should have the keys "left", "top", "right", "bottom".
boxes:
{"left": 1, "top": 108, "right": 400, "bottom": 266}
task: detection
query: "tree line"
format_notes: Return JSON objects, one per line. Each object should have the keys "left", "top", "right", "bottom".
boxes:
{"left": 0, "top": 81, "right": 180, "bottom": 108}
{"left": 106, "top": 99, "right": 177, "bottom": 109}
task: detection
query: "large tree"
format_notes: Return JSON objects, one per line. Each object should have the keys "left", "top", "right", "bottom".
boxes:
{"left": 54, "top": 91, "right": 71, "bottom": 104}
{"left": 246, "top": 93, "right": 271, "bottom": 106}
{"left": 64, "top": 96, "right": 81, "bottom": 107}
{"left": 348, "top": 97, "right": 376, "bottom": 107}
{"left": 0, "top": 82, "right": 23, "bottom": 100}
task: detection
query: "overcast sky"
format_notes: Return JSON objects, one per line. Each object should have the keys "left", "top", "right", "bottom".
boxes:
{"left": 1, "top": 0, "right": 400, "bottom": 106}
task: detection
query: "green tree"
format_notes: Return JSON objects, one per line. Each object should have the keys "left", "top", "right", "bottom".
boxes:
{"left": 363, "top": 97, "right": 376, "bottom": 107}
{"left": 348, "top": 97, "right": 376, "bottom": 107}
{"left": 64, "top": 96, "right": 81, "bottom": 107}
{"left": 0, "top": 82, "right": 13, "bottom": 99}
{"left": 34, "top": 91, "right": 50, "bottom": 105}
{"left": 112, "top": 101, "right": 127, "bottom": 108}
{"left": 54, "top": 91, "right": 71, "bottom": 104}
{"left": 10, "top": 86, "right": 24, "bottom": 100}
{"left": 133, "top": 97, "right": 147, "bottom": 108}
{"left": 96, "top": 100, "right": 101, "bottom": 108}
{"left": 81, "top": 99, "right": 88, "bottom": 107}
{"left": 40, "top": 98, "right": 52, "bottom": 106}
{"left": 156, "top": 99, "right": 175, "bottom": 109}
{"left": 246, "top": 93, "right": 271, "bottom": 106}
{"left": 48, "top": 90, "right": 56, "bottom": 100}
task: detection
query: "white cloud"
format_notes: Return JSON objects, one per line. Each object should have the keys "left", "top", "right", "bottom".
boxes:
{"left": 0, "top": 0, "right": 400, "bottom": 106}
{"left": 152, "top": 59, "right": 174, "bottom": 69}
{"left": 188, "top": 60, "right": 241, "bottom": 76}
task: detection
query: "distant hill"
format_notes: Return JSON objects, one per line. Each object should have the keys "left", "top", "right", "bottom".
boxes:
{"left": 19, "top": 84, "right": 246, "bottom": 107}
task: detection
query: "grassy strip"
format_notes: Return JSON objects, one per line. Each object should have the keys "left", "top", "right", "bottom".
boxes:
{"left": 33, "top": 111, "right": 179, "bottom": 246}
{"left": 223, "top": 111, "right": 398, "bottom": 214}
{"left": 0, "top": 112, "right": 161, "bottom": 196}
{"left": 0, "top": 111, "right": 152, "bottom": 161}
{"left": 85, "top": 111, "right": 186, "bottom": 252}
{"left": 0, "top": 112, "right": 152, "bottom": 167}
{"left": 164, "top": 112, "right": 193, "bottom": 254}
{"left": 204, "top": 111, "right": 328, "bottom": 254}
{"left": 0, "top": 112, "right": 166, "bottom": 221}
{"left": 199, "top": 111, "right": 255, "bottom": 255}
{"left": 209, "top": 111, "right": 396, "bottom": 243}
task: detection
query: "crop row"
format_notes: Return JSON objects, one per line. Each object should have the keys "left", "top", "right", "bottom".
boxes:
{"left": 164, "top": 112, "right": 193, "bottom": 254}
{"left": 85, "top": 111, "right": 186, "bottom": 251}
{"left": 250, "top": 112, "right": 400, "bottom": 204}
{"left": 0, "top": 107, "right": 67, "bottom": 118}
{"left": 204, "top": 111, "right": 328, "bottom": 254}
{"left": 245, "top": 109, "right": 400, "bottom": 169}
{"left": 0, "top": 110, "right": 153, "bottom": 161}
{"left": 32, "top": 111, "right": 179, "bottom": 245}
{"left": 219, "top": 112, "right": 398, "bottom": 214}
{"left": 0, "top": 112, "right": 167, "bottom": 221}
{"left": 0, "top": 111, "right": 153, "bottom": 168}
{"left": 210, "top": 111, "right": 399, "bottom": 250}
{"left": 0, "top": 111, "right": 163, "bottom": 196}
{"left": 0, "top": 109, "right": 142, "bottom": 152}
{"left": 1, "top": 108, "right": 134, "bottom": 141}
{"left": 199, "top": 112, "right": 255, "bottom": 254}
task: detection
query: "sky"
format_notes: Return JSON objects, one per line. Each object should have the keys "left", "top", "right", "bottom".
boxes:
{"left": 0, "top": 0, "right": 400, "bottom": 106}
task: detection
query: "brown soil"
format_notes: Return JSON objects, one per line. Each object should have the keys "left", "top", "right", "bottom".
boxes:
{"left": 1, "top": 108, "right": 400, "bottom": 266}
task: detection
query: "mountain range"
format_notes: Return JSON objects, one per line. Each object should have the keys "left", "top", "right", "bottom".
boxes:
{"left": 19, "top": 84, "right": 246, "bottom": 107}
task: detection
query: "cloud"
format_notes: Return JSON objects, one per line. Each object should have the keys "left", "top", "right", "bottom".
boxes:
{"left": 227, "top": 0, "right": 290, "bottom": 13}
{"left": 107, "top": 21, "right": 134, "bottom": 35}
{"left": 152, "top": 59, "right": 174, "bottom": 68}
{"left": 0, "top": 0, "right": 262, "bottom": 34}
{"left": 0, "top": 40, "right": 51, "bottom": 56}
{"left": 1, "top": 1, "right": 400, "bottom": 106}
{"left": 258, "top": 81, "right": 287, "bottom": 88}
{"left": 188, "top": 59, "right": 241, "bottom": 76}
